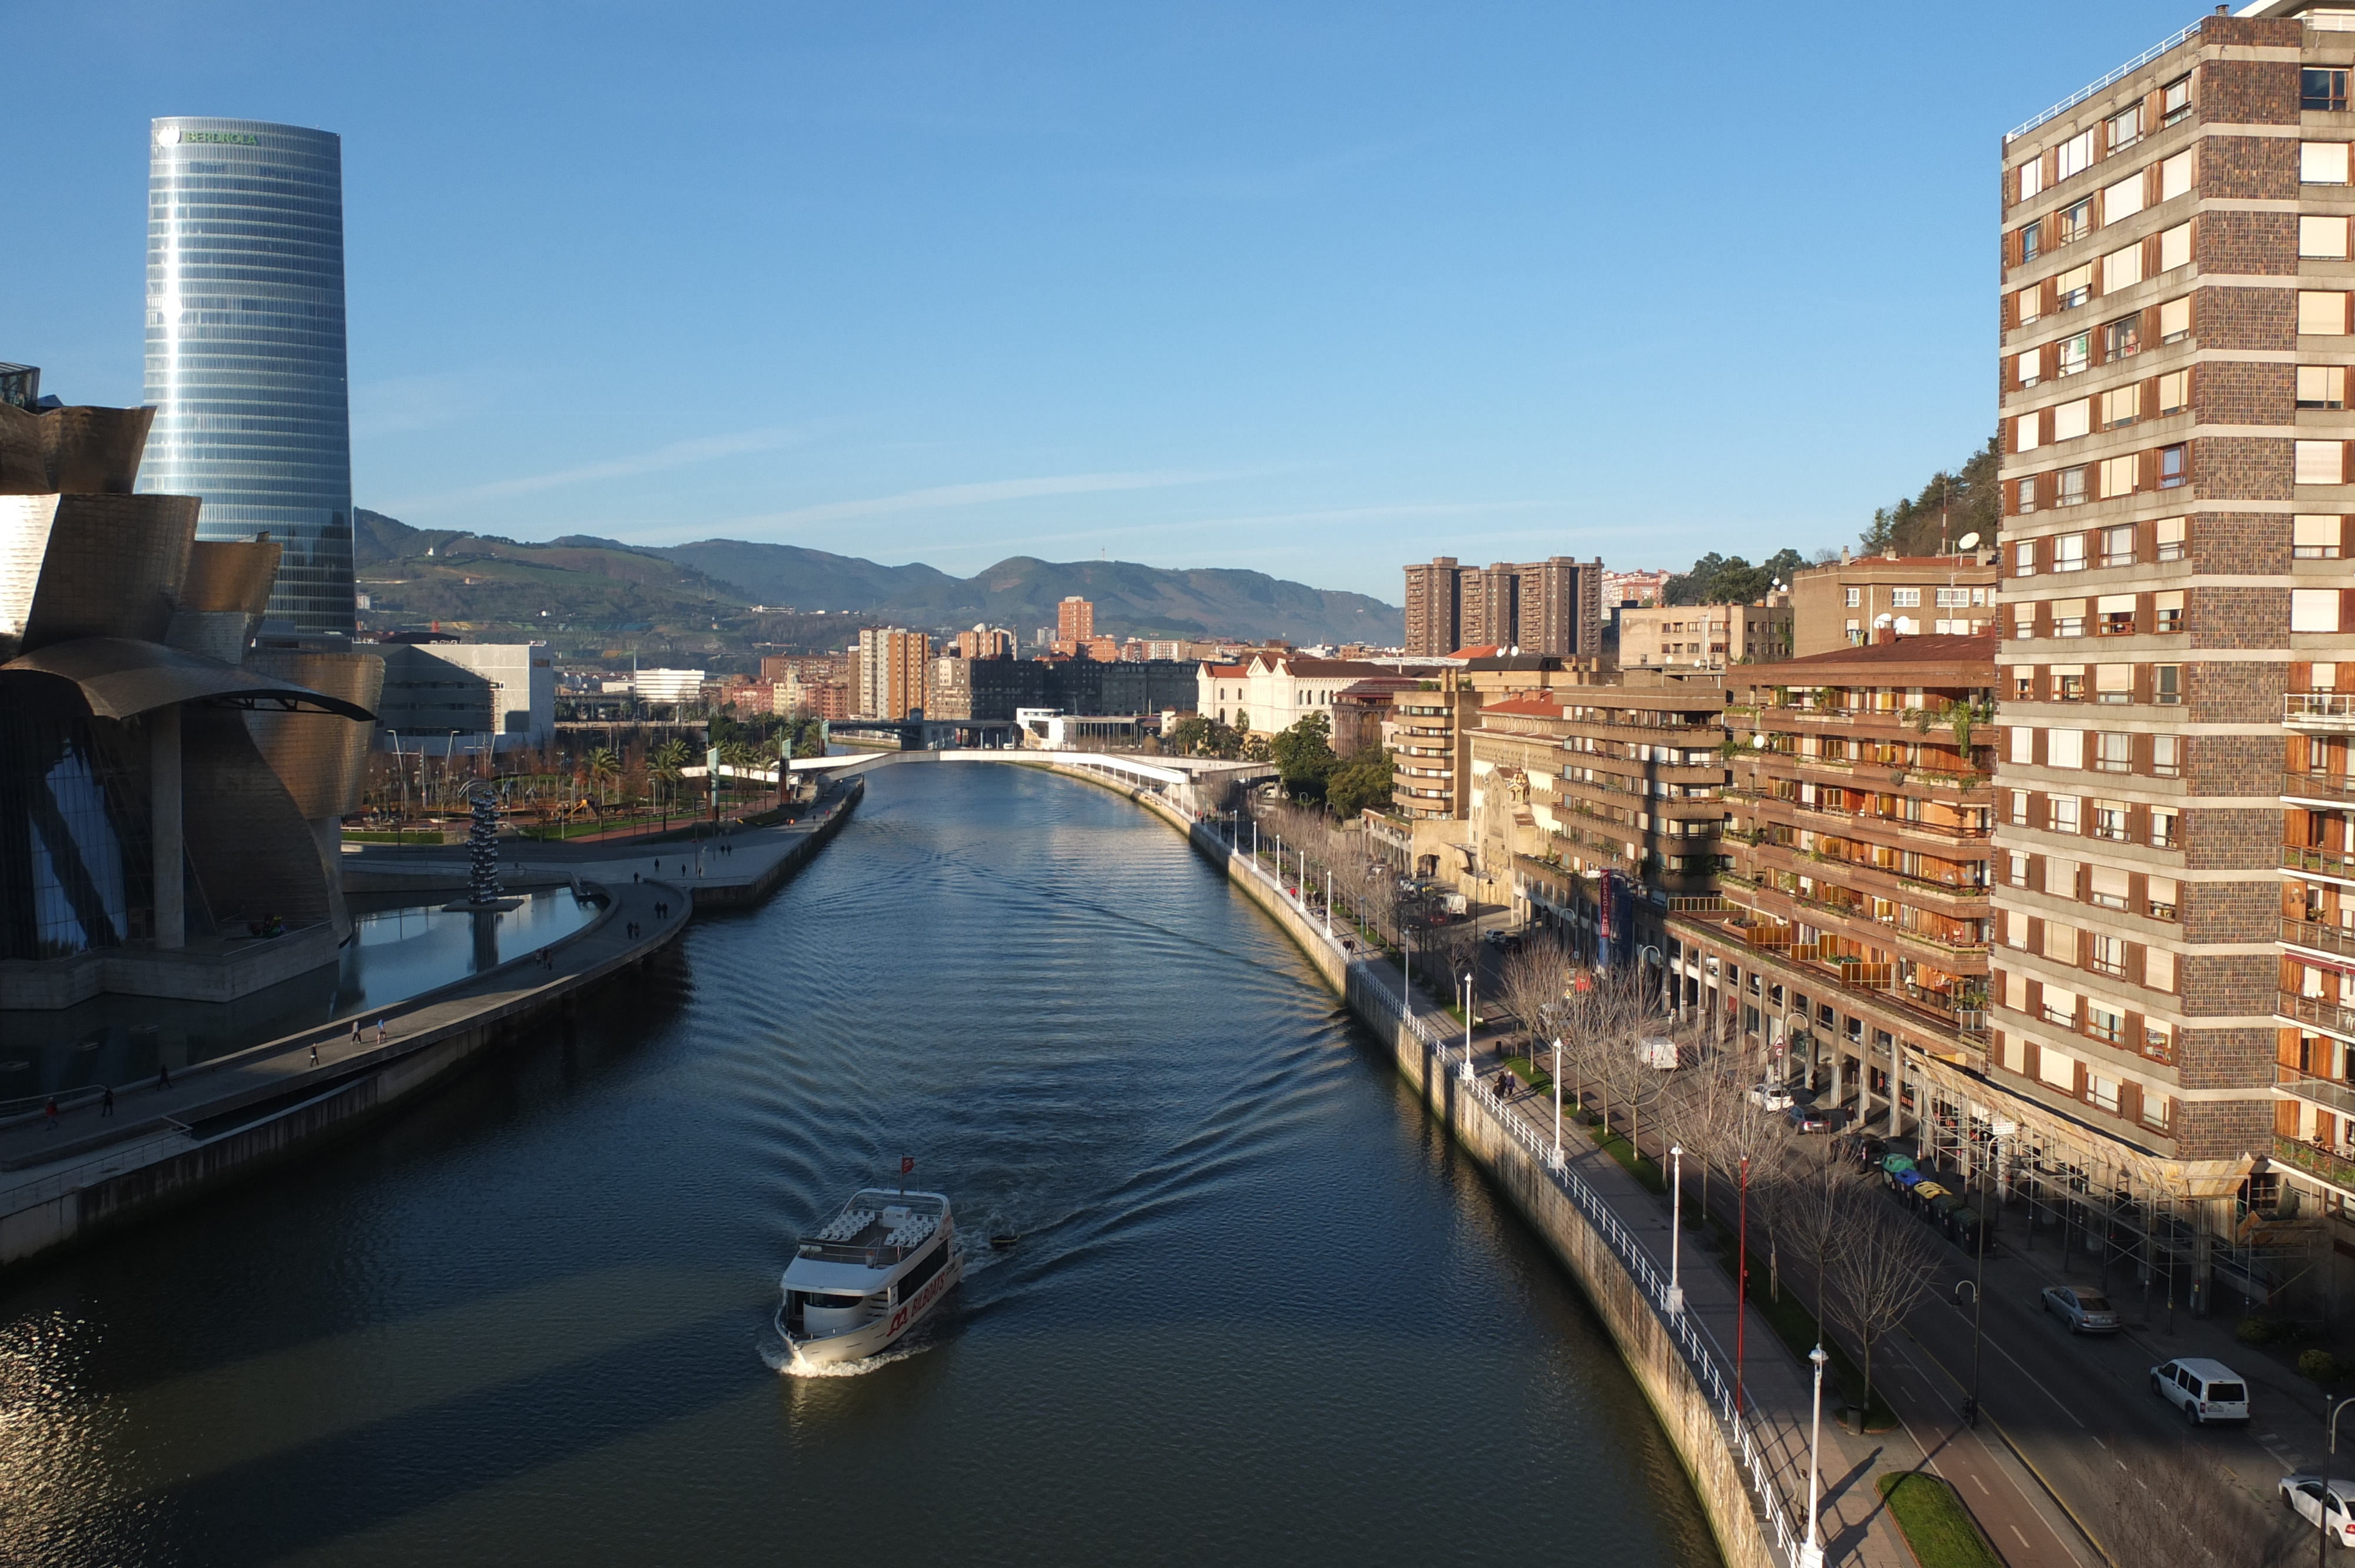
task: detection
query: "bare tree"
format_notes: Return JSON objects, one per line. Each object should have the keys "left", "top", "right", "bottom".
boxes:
{"left": 1497, "top": 945, "right": 1573, "bottom": 1065}
{"left": 1825, "top": 1195, "right": 1941, "bottom": 1419}
{"left": 2100, "top": 1441, "right": 2293, "bottom": 1568}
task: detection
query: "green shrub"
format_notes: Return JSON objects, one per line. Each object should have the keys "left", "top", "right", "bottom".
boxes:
{"left": 2301, "top": 1348, "right": 2344, "bottom": 1385}
{"left": 2237, "top": 1317, "right": 2274, "bottom": 1346}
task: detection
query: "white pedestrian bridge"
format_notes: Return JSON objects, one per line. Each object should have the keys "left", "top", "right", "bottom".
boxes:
{"left": 685, "top": 749, "right": 1276, "bottom": 810}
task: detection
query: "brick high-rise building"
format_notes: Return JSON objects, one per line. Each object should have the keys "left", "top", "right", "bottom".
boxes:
{"left": 856, "top": 627, "right": 933, "bottom": 719}
{"left": 954, "top": 624, "right": 1016, "bottom": 660}
{"left": 1402, "top": 556, "right": 1603, "bottom": 659}
{"left": 1057, "top": 596, "right": 1094, "bottom": 645}
{"left": 1994, "top": 2, "right": 2355, "bottom": 1306}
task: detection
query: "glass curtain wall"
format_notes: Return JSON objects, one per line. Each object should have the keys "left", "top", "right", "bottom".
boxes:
{"left": 141, "top": 118, "right": 353, "bottom": 634}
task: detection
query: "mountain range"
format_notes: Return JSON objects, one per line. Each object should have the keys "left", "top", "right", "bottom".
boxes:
{"left": 353, "top": 510, "right": 1402, "bottom": 651}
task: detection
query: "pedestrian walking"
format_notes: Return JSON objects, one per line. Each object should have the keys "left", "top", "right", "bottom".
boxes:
{"left": 157, "top": 1062, "right": 172, "bottom": 1090}
{"left": 375, "top": 1016, "right": 387, "bottom": 1043}
{"left": 351, "top": 1019, "right": 361, "bottom": 1046}
{"left": 44, "top": 1097, "right": 58, "bottom": 1131}
{"left": 101, "top": 1085, "right": 114, "bottom": 1117}
{"left": 633, "top": 871, "right": 641, "bottom": 883}
{"left": 310, "top": 1043, "right": 319, "bottom": 1065}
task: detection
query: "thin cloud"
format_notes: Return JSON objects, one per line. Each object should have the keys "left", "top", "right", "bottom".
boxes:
{"left": 615, "top": 469, "right": 1223, "bottom": 544}
{"left": 383, "top": 426, "right": 810, "bottom": 510}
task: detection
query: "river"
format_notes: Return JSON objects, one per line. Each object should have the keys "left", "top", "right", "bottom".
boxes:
{"left": 0, "top": 763, "right": 1720, "bottom": 1567}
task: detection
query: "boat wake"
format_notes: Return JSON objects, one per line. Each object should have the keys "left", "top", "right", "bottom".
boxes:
{"left": 759, "top": 1331, "right": 936, "bottom": 1378}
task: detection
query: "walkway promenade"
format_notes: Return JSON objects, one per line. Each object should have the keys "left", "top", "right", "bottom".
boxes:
{"left": 0, "top": 777, "right": 863, "bottom": 1267}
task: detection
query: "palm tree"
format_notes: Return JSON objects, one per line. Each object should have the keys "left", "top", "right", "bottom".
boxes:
{"left": 586, "top": 746, "right": 622, "bottom": 809}
{"left": 649, "top": 738, "right": 691, "bottom": 826}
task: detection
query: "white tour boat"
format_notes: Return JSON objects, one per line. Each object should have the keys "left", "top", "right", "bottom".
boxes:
{"left": 777, "top": 1188, "right": 966, "bottom": 1366}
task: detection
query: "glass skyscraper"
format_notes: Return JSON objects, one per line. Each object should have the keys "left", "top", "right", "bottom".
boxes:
{"left": 141, "top": 118, "right": 354, "bottom": 634}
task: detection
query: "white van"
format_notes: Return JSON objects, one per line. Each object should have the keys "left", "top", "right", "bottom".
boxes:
{"left": 2149, "top": 1357, "right": 2251, "bottom": 1426}
{"left": 1636, "top": 1035, "right": 1681, "bottom": 1071}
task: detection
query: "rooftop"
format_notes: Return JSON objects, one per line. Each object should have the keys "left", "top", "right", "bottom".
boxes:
{"left": 1760, "top": 632, "right": 1998, "bottom": 680}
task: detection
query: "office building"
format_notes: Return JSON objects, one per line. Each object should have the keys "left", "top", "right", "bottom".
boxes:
{"left": 369, "top": 641, "right": 555, "bottom": 752}
{"left": 1401, "top": 556, "right": 1604, "bottom": 659}
{"left": 632, "top": 668, "right": 706, "bottom": 707}
{"left": 1788, "top": 552, "right": 2002, "bottom": 657}
{"left": 857, "top": 627, "right": 932, "bottom": 719}
{"left": 141, "top": 119, "right": 354, "bottom": 635}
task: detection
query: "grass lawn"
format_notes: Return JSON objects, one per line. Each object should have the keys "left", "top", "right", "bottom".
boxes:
{"left": 1876, "top": 1473, "right": 2001, "bottom": 1568}
{"left": 340, "top": 829, "right": 445, "bottom": 845}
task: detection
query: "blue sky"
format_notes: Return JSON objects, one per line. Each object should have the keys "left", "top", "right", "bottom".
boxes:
{"left": 11, "top": 1, "right": 2200, "bottom": 603}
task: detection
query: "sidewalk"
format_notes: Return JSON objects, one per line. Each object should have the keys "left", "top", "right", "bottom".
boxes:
{"left": 0, "top": 874, "right": 685, "bottom": 1205}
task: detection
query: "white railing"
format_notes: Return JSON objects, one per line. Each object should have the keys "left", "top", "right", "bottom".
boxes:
{"left": 2005, "top": 18, "right": 2203, "bottom": 143}
{"left": 1216, "top": 822, "right": 1805, "bottom": 1564}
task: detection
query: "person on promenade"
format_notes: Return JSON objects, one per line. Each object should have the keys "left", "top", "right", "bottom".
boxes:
{"left": 101, "top": 1085, "right": 114, "bottom": 1117}
{"left": 44, "top": 1097, "right": 58, "bottom": 1131}
{"left": 310, "top": 1043, "right": 319, "bottom": 1065}
{"left": 375, "top": 1017, "right": 388, "bottom": 1044}
{"left": 157, "top": 1063, "right": 172, "bottom": 1091}
{"left": 351, "top": 1019, "right": 361, "bottom": 1047}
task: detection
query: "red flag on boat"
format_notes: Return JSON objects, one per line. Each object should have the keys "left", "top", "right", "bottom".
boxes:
{"left": 901, "top": 1155, "right": 915, "bottom": 1175}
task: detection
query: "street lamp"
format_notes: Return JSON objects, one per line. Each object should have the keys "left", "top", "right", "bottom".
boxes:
{"left": 1460, "top": 969, "right": 1475, "bottom": 1082}
{"left": 2320, "top": 1396, "right": 2355, "bottom": 1565}
{"left": 1801, "top": 1344, "right": 1830, "bottom": 1568}
{"left": 1553, "top": 1034, "right": 1564, "bottom": 1164}
{"left": 1667, "top": 1144, "right": 1686, "bottom": 1315}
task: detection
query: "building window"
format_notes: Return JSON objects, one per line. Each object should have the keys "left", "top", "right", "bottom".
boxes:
{"left": 2160, "top": 219, "right": 2193, "bottom": 271}
{"left": 2157, "top": 370, "right": 2190, "bottom": 414}
{"left": 2297, "top": 514, "right": 2344, "bottom": 559}
{"left": 2147, "top": 874, "right": 2178, "bottom": 919}
{"left": 2055, "top": 669, "right": 2085, "bottom": 702}
{"left": 2150, "top": 803, "right": 2180, "bottom": 845}
{"left": 2057, "top": 468, "right": 2088, "bottom": 507}
{"left": 2108, "top": 104, "right": 2143, "bottom": 153}
{"left": 2306, "top": 215, "right": 2352, "bottom": 260}
{"left": 2058, "top": 334, "right": 2090, "bottom": 376}
{"left": 1891, "top": 587, "right": 1921, "bottom": 607}
{"left": 2158, "top": 446, "right": 2187, "bottom": 489}
{"left": 2090, "top": 935, "right": 2127, "bottom": 976}
{"left": 2306, "top": 141, "right": 2353, "bottom": 186}
{"left": 2301, "top": 367, "right": 2347, "bottom": 411}
{"left": 2018, "top": 157, "right": 2045, "bottom": 204}
{"left": 2019, "top": 219, "right": 2041, "bottom": 263}
{"left": 2308, "top": 68, "right": 2350, "bottom": 112}
{"left": 2095, "top": 662, "right": 2132, "bottom": 702}
{"left": 2300, "top": 440, "right": 2347, "bottom": 486}
{"left": 2154, "top": 665, "right": 2181, "bottom": 705}
{"left": 2014, "top": 540, "right": 2037, "bottom": 577}
{"left": 2098, "top": 524, "right": 2136, "bottom": 567}
{"left": 2302, "top": 290, "right": 2350, "bottom": 335}
{"left": 2053, "top": 602, "right": 2087, "bottom": 637}
{"left": 2164, "top": 74, "right": 2194, "bottom": 125}
{"left": 2155, "top": 520, "right": 2187, "bottom": 564}
{"left": 2101, "top": 384, "right": 2140, "bottom": 429}
{"left": 2058, "top": 199, "right": 2094, "bottom": 245}
{"left": 2051, "top": 795, "right": 2082, "bottom": 833}
{"left": 2160, "top": 297, "right": 2192, "bottom": 343}
{"left": 2055, "top": 533, "right": 2087, "bottom": 571}
{"left": 2098, "top": 596, "right": 2136, "bottom": 635}
{"left": 1844, "top": 587, "right": 1860, "bottom": 607}
{"left": 2095, "top": 731, "right": 2133, "bottom": 773}
{"left": 2018, "top": 347, "right": 2042, "bottom": 388}
{"left": 2056, "top": 263, "right": 2093, "bottom": 309}
{"left": 2058, "top": 128, "right": 2095, "bottom": 181}
{"left": 2015, "top": 476, "right": 2038, "bottom": 515}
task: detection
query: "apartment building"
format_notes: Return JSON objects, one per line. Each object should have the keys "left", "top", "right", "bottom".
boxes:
{"left": 1617, "top": 602, "right": 1793, "bottom": 669}
{"left": 1401, "top": 556, "right": 1604, "bottom": 659}
{"left": 1789, "top": 553, "right": 2003, "bottom": 657}
{"left": 1669, "top": 636, "right": 1997, "bottom": 1127}
{"left": 1992, "top": 2, "right": 2355, "bottom": 1308}
{"left": 953, "top": 625, "right": 1016, "bottom": 660}
{"left": 1198, "top": 652, "right": 1390, "bottom": 736}
{"left": 856, "top": 627, "right": 933, "bottom": 720}
{"left": 1477, "top": 671, "right": 1729, "bottom": 967}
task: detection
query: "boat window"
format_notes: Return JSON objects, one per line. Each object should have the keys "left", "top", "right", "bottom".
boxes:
{"left": 895, "top": 1240, "right": 948, "bottom": 1301}
{"left": 804, "top": 1292, "right": 866, "bottom": 1310}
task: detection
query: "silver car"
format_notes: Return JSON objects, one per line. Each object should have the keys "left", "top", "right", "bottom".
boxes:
{"left": 2041, "top": 1285, "right": 2120, "bottom": 1334}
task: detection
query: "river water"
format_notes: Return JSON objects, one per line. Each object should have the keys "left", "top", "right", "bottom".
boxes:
{"left": 0, "top": 765, "right": 1719, "bottom": 1567}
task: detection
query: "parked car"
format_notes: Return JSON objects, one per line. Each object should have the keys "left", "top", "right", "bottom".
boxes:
{"left": 2280, "top": 1475, "right": 2355, "bottom": 1547}
{"left": 2150, "top": 1357, "right": 2251, "bottom": 1426}
{"left": 1480, "top": 929, "right": 1524, "bottom": 953}
{"left": 1748, "top": 1082, "right": 1797, "bottom": 1112}
{"left": 2041, "top": 1285, "right": 2121, "bottom": 1334}
{"left": 1786, "top": 1104, "right": 1852, "bottom": 1135}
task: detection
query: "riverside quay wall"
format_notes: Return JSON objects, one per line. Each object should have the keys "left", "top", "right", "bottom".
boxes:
{"left": 0, "top": 783, "right": 863, "bottom": 1270}
{"left": 1105, "top": 785, "right": 1785, "bottom": 1568}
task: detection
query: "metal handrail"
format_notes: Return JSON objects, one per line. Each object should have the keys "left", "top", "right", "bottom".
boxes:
{"left": 2005, "top": 18, "right": 2204, "bottom": 143}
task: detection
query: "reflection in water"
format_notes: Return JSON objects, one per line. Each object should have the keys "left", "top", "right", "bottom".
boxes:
{"left": 0, "top": 891, "right": 599, "bottom": 1098}
{"left": 0, "top": 768, "right": 1719, "bottom": 1568}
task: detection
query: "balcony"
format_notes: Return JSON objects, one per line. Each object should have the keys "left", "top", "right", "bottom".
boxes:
{"left": 2273, "top": 1135, "right": 2355, "bottom": 1194}
{"left": 2287, "top": 693, "right": 2355, "bottom": 730}
{"left": 2282, "top": 990, "right": 2355, "bottom": 1039}
{"left": 2285, "top": 845, "right": 2355, "bottom": 879}
{"left": 2285, "top": 771, "right": 2355, "bottom": 804}
{"left": 2284, "top": 916, "right": 2355, "bottom": 962}
{"left": 2280, "top": 1063, "right": 2355, "bottom": 1121}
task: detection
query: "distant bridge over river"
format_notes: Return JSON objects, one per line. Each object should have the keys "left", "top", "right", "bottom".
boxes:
{"left": 684, "top": 749, "right": 1276, "bottom": 812}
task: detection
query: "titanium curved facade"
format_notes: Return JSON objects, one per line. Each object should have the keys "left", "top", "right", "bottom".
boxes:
{"left": 141, "top": 118, "right": 353, "bottom": 634}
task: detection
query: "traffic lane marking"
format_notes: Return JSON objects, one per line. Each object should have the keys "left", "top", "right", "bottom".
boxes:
{"left": 1882, "top": 1331, "right": 2097, "bottom": 1567}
